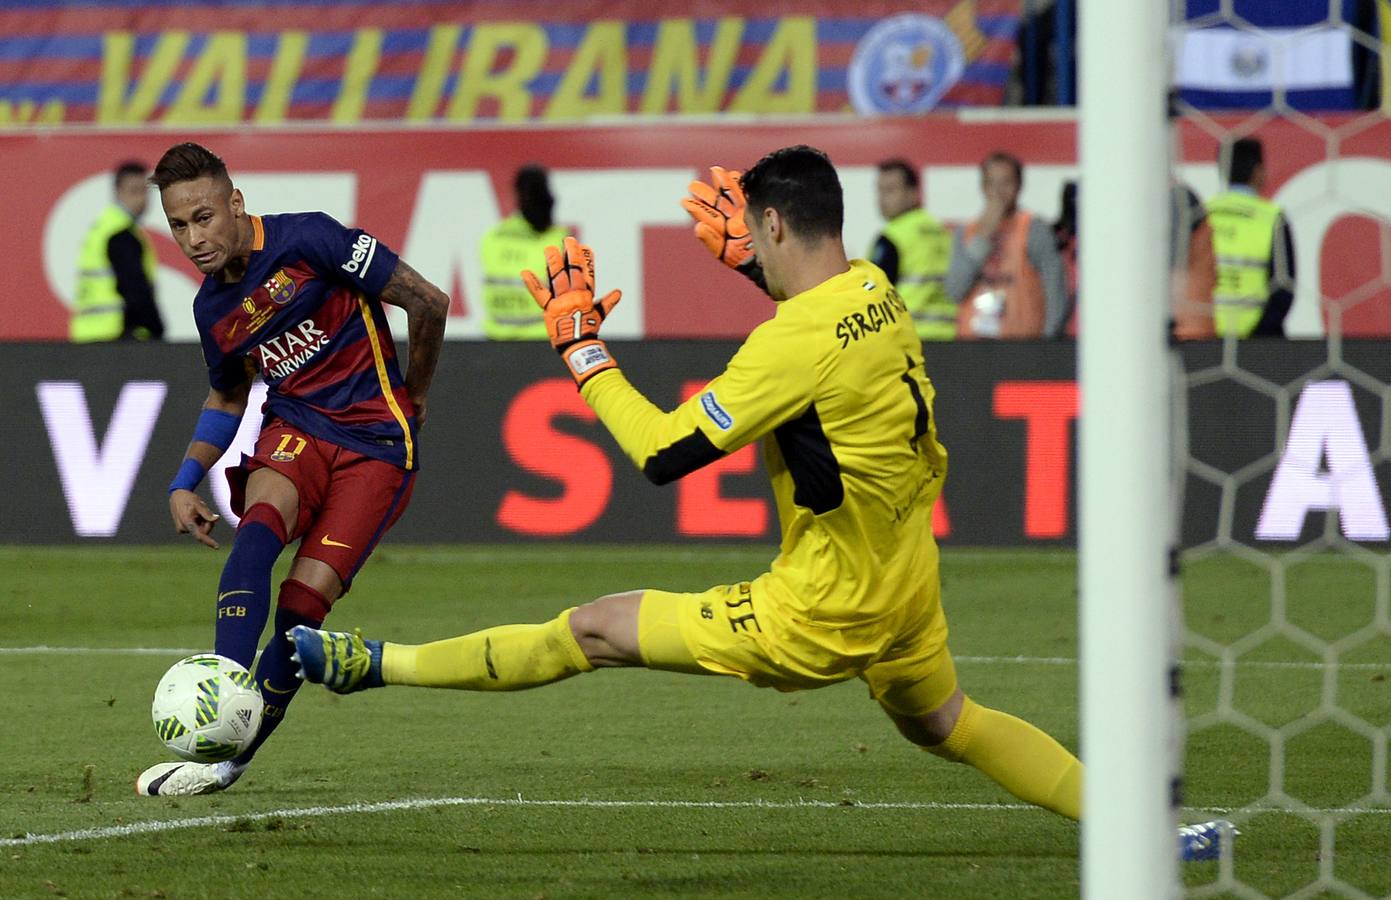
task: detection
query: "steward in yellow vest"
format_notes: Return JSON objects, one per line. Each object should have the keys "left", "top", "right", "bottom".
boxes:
{"left": 1205, "top": 138, "right": 1295, "bottom": 338}
{"left": 869, "top": 160, "right": 955, "bottom": 340}
{"left": 479, "top": 166, "right": 568, "bottom": 340}
{"left": 73, "top": 162, "right": 162, "bottom": 342}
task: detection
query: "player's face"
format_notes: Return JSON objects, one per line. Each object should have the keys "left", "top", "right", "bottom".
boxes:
{"left": 981, "top": 160, "right": 1021, "bottom": 210}
{"left": 115, "top": 172, "right": 149, "bottom": 220}
{"left": 876, "top": 170, "right": 917, "bottom": 221}
{"left": 161, "top": 176, "right": 245, "bottom": 276}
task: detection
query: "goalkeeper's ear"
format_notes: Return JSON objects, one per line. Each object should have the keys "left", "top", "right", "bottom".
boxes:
{"left": 749, "top": 203, "right": 783, "bottom": 243}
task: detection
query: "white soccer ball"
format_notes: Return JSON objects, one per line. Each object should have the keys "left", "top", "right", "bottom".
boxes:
{"left": 151, "top": 654, "right": 263, "bottom": 763}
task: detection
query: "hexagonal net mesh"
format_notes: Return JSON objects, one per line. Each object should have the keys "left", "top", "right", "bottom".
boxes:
{"left": 1167, "top": 2, "right": 1391, "bottom": 896}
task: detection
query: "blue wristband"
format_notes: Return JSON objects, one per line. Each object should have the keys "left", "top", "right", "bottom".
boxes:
{"left": 169, "top": 457, "right": 207, "bottom": 494}
{"left": 192, "top": 408, "right": 240, "bottom": 450}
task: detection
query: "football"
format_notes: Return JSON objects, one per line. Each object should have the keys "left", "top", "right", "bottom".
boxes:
{"left": 151, "top": 654, "right": 263, "bottom": 762}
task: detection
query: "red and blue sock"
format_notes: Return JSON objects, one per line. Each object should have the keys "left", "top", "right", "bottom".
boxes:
{"left": 214, "top": 503, "right": 288, "bottom": 668}
{"left": 233, "top": 578, "right": 332, "bottom": 765}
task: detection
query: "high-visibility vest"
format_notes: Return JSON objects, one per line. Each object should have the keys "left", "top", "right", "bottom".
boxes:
{"left": 479, "top": 214, "right": 568, "bottom": 341}
{"left": 1205, "top": 190, "right": 1281, "bottom": 338}
{"left": 72, "top": 204, "right": 156, "bottom": 343}
{"left": 956, "top": 211, "right": 1044, "bottom": 340}
{"left": 877, "top": 208, "right": 955, "bottom": 341}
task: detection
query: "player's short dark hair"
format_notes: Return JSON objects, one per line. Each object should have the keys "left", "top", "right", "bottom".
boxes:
{"left": 740, "top": 145, "right": 843, "bottom": 241}
{"left": 151, "top": 142, "right": 230, "bottom": 192}
{"left": 981, "top": 150, "right": 1023, "bottom": 185}
{"left": 114, "top": 160, "right": 147, "bottom": 187}
{"left": 1225, "top": 137, "right": 1263, "bottom": 186}
{"left": 877, "top": 158, "right": 919, "bottom": 189}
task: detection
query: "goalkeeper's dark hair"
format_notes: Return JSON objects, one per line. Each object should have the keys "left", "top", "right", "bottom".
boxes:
{"left": 740, "top": 145, "right": 843, "bottom": 241}
{"left": 150, "top": 142, "right": 231, "bottom": 192}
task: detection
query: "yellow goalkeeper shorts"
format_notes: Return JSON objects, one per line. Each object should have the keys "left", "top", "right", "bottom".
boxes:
{"left": 637, "top": 577, "right": 957, "bottom": 717}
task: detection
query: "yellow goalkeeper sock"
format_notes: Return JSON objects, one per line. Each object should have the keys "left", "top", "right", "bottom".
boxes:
{"left": 380, "top": 608, "right": 594, "bottom": 690}
{"left": 928, "top": 697, "right": 1083, "bottom": 820}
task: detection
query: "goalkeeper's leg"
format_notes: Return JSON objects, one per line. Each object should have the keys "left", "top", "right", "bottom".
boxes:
{"left": 869, "top": 639, "right": 1083, "bottom": 820}
{"left": 887, "top": 688, "right": 1084, "bottom": 821}
{"left": 866, "top": 580, "right": 1082, "bottom": 819}
{"left": 296, "top": 591, "right": 673, "bottom": 692}
{"left": 385, "top": 590, "right": 658, "bottom": 688}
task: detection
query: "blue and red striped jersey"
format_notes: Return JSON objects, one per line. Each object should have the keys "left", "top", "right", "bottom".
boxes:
{"left": 194, "top": 212, "right": 418, "bottom": 470}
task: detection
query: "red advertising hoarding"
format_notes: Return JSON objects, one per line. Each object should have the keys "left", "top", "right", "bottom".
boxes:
{"left": 3, "top": 114, "right": 1390, "bottom": 341}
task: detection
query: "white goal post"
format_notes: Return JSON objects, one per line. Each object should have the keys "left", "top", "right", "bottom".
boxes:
{"left": 1078, "top": 0, "right": 1177, "bottom": 896}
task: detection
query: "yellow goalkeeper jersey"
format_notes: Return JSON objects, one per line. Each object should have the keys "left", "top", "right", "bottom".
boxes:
{"left": 583, "top": 259, "right": 948, "bottom": 627}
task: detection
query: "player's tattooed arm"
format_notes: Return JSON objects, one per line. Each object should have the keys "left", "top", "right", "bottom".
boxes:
{"left": 379, "top": 258, "right": 449, "bottom": 427}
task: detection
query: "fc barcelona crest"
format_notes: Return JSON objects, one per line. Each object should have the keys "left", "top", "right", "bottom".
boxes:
{"left": 264, "top": 269, "right": 296, "bottom": 305}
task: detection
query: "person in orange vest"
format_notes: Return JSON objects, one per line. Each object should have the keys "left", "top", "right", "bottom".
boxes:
{"left": 1053, "top": 180, "right": 1217, "bottom": 340}
{"left": 946, "top": 152, "right": 1068, "bottom": 340}
{"left": 1170, "top": 183, "right": 1217, "bottom": 340}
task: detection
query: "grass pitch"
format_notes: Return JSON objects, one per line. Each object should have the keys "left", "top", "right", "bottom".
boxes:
{"left": 1, "top": 545, "right": 1387, "bottom": 899}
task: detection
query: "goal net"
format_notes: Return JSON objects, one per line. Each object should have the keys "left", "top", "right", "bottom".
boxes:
{"left": 1167, "top": 2, "right": 1390, "bottom": 897}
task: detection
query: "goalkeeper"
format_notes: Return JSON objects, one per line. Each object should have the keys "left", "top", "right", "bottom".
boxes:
{"left": 295, "top": 147, "right": 1227, "bottom": 855}
{"left": 293, "top": 145, "right": 1082, "bottom": 821}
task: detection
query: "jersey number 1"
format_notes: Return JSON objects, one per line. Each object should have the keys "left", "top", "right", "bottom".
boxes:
{"left": 899, "top": 355, "right": 930, "bottom": 446}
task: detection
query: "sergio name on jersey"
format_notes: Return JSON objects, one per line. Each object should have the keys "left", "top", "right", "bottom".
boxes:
{"left": 194, "top": 213, "right": 417, "bottom": 470}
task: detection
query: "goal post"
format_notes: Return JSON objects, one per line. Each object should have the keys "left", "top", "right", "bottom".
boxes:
{"left": 1078, "top": 0, "right": 1177, "bottom": 896}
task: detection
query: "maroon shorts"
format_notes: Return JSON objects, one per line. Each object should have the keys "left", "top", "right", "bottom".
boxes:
{"left": 227, "top": 418, "right": 415, "bottom": 590}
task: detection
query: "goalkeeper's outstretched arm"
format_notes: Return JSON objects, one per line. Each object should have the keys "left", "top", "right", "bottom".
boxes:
{"left": 581, "top": 317, "right": 813, "bottom": 485}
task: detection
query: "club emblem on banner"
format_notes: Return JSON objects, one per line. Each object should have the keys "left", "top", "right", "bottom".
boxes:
{"left": 849, "top": 13, "right": 966, "bottom": 116}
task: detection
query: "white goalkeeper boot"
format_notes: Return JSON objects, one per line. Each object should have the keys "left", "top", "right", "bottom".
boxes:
{"left": 136, "top": 760, "right": 247, "bottom": 796}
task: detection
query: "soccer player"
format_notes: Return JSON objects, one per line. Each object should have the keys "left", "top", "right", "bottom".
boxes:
{"left": 291, "top": 147, "right": 1231, "bottom": 859}
{"left": 136, "top": 142, "right": 448, "bottom": 797}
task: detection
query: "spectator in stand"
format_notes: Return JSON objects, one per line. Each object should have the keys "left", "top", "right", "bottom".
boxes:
{"left": 1205, "top": 137, "right": 1294, "bottom": 338}
{"left": 72, "top": 160, "right": 164, "bottom": 342}
{"left": 478, "top": 165, "right": 569, "bottom": 340}
{"left": 1053, "top": 181, "right": 1078, "bottom": 324}
{"left": 1170, "top": 183, "right": 1217, "bottom": 340}
{"left": 867, "top": 159, "right": 955, "bottom": 340}
{"left": 1053, "top": 181, "right": 1217, "bottom": 340}
{"left": 947, "top": 152, "right": 1069, "bottom": 340}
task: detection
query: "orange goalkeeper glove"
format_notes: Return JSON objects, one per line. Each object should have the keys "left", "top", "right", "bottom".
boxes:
{"left": 522, "top": 236, "right": 623, "bottom": 387}
{"left": 681, "top": 166, "right": 769, "bottom": 293}
{"left": 682, "top": 166, "right": 754, "bottom": 269}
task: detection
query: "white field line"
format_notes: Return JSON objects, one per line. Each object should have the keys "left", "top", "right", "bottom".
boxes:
{"left": 1, "top": 796, "right": 1039, "bottom": 847}
{"left": 5, "top": 795, "right": 1388, "bottom": 849}
{"left": 0, "top": 647, "right": 203, "bottom": 655}
{"left": 2, "top": 646, "right": 1388, "bottom": 671}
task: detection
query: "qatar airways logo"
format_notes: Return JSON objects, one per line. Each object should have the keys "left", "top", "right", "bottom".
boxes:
{"left": 258, "top": 319, "right": 329, "bottom": 380}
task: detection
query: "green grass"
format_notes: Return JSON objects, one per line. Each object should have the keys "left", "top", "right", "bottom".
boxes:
{"left": 1, "top": 546, "right": 1387, "bottom": 898}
